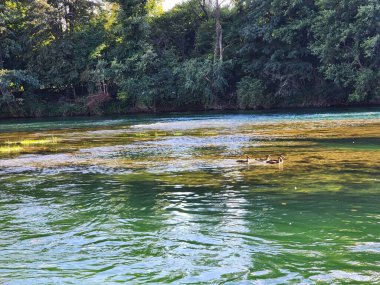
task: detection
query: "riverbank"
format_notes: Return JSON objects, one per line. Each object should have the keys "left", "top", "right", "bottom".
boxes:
{"left": 1, "top": 95, "right": 380, "bottom": 119}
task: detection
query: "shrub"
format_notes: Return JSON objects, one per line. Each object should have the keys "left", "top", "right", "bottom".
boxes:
{"left": 237, "top": 77, "right": 266, "bottom": 109}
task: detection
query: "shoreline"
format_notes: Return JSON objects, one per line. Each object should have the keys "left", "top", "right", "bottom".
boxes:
{"left": 1, "top": 102, "right": 379, "bottom": 120}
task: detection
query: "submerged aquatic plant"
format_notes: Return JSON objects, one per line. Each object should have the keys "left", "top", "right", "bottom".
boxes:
{"left": 20, "top": 137, "right": 60, "bottom": 146}
{"left": 201, "top": 131, "right": 218, "bottom": 136}
{"left": 0, "top": 145, "right": 23, "bottom": 154}
{"left": 0, "top": 137, "right": 61, "bottom": 154}
{"left": 135, "top": 132, "right": 151, "bottom": 138}
{"left": 5, "top": 137, "right": 60, "bottom": 146}
{"left": 155, "top": 132, "right": 168, "bottom": 136}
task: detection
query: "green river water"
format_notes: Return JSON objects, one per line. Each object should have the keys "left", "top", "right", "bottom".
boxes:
{"left": 0, "top": 108, "right": 379, "bottom": 284}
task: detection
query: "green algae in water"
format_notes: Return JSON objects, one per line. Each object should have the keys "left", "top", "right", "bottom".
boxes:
{"left": 0, "top": 145, "right": 23, "bottom": 153}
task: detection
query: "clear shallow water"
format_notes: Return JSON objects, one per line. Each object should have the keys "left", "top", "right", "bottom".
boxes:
{"left": 1, "top": 107, "right": 379, "bottom": 132}
{"left": 0, "top": 108, "right": 379, "bottom": 284}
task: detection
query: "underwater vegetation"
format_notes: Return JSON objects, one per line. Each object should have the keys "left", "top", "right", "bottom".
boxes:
{"left": 0, "top": 145, "right": 23, "bottom": 154}
{"left": 0, "top": 137, "right": 60, "bottom": 154}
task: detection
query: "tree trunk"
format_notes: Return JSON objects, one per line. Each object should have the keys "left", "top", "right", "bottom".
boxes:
{"left": 200, "top": 0, "right": 209, "bottom": 19}
{"left": 214, "top": 0, "right": 223, "bottom": 62}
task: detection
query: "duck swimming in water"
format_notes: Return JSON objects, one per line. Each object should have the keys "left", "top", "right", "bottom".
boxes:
{"left": 255, "top": 155, "right": 272, "bottom": 162}
{"left": 236, "top": 156, "right": 251, "bottom": 163}
{"left": 266, "top": 155, "right": 285, "bottom": 164}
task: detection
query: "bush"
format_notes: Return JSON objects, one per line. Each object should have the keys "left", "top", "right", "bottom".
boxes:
{"left": 22, "top": 92, "right": 47, "bottom": 117}
{"left": 174, "top": 59, "right": 214, "bottom": 108}
{"left": 237, "top": 77, "right": 266, "bottom": 109}
{"left": 58, "top": 101, "right": 85, "bottom": 117}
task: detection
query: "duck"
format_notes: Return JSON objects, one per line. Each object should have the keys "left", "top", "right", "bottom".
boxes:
{"left": 236, "top": 156, "right": 251, "bottom": 163}
{"left": 255, "top": 154, "right": 272, "bottom": 162}
{"left": 266, "top": 155, "right": 285, "bottom": 164}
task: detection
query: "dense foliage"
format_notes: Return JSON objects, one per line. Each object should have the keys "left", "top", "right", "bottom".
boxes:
{"left": 0, "top": 0, "right": 379, "bottom": 117}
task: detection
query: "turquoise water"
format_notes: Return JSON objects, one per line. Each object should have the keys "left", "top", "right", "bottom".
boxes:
{"left": 0, "top": 108, "right": 379, "bottom": 132}
{"left": 0, "top": 108, "right": 379, "bottom": 284}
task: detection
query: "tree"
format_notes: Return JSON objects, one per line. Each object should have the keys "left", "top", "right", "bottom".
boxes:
{"left": 151, "top": 0, "right": 207, "bottom": 59}
{"left": 0, "top": 1, "right": 42, "bottom": 108}
{"left": 214, "top": 0, "right": 223, "bottom": 62}
{"left": 239, "top": 0, "right": 326, "bottom": 107}
{"left": 1, "top": 0, "right": 379, "bottom": 117}
{"left": 311, "top": 0, "right": 380, "bottom": 102}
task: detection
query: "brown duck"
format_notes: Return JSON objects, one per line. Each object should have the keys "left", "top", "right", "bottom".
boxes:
{"left": 255, "top": 155, "right": 272, "bottom": 162}
{"left": 236, "top": 156, "right": 251, "bottom": 163}
{"left": 266, "top": 155, "right": 285, "bottom": 164}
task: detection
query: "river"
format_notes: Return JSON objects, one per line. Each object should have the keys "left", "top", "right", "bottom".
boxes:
{"left": 0, "top": 108, "right": 379, "bottom": 284}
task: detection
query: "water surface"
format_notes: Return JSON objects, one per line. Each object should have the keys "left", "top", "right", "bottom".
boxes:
{"left": 0, "top": 108, "right": 379, "bottom": 284}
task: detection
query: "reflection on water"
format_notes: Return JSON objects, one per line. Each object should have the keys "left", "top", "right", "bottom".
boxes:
{"left": 0, "top": 109, "right": 379, "bottom": 284}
